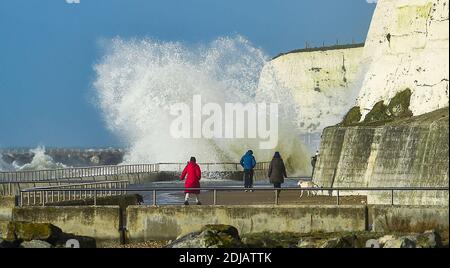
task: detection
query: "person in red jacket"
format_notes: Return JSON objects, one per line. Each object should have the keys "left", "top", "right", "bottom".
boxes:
{"left": 180, "top": 156, "right": 202, "bottom": 205}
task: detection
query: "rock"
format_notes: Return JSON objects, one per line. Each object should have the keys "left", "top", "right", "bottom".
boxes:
{"left": 379, "top": 231, "right": 442, "bottom": 248}
{"left": 383, "top": 237, "right": 416, "bottom": 248}
{"left": 377, "top": 235, "right": 396, "bottom": 247}
{"left": 0, "top": 238, "right": 6, "bottom": 248}
{"left": 320, "top": 234, "right": 357, "bottom": 248}
{"left": 1, "top": 220, "right": 97, "bottom": 248}
{"left": 1, "top": 238, "right": 13, "bottom": 248}
{"left": 166, "top": 225, "right": 242, "bottom": 248}
{"left": 241, "top": 232, "right": 301, "bottom": 248}
{"left": 53, "top": 233, "right": 97, "bottom": 248}
{"left": 415, "top": 230, "right": 442, "bottom": 248}
{"left": 20, "top": 240, "right": 52, "bottom": 248}
{"left": 365, "top": 239, "right": 381, "bottom": 248}
{"left": 297, "top": 238, "right": 321, "bottom": 248}
{"left": 10, "top": 222, "right": 62, "bottom": 243}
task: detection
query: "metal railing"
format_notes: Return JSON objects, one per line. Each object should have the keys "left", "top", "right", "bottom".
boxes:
{"left": 0, "top": 164, "right": 159, "bottom": 182}
{"left": 19, "top": 180, "right": 129, "bottom": 206}
{"left": 0, "top": 162, "right": 270, "bottom": 183}
{"left": 0, "top": 179, "right": 101, "bottom": 196}
{"left": 19, "top": 186, "right": 449, "bottom": 207}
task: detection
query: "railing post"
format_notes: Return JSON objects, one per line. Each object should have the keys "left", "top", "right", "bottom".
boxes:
{"left": 213, "top": 189, "right": 217, "bottom": 205}
{"left": 94, "top": 190, "right": 97, "bottom": 206}
{"left": 153, "top": 189, "right": 157, "bottom": 206}
{"left": 336, "top": 190, "right": 340, "bottom": 206}
{"left": 391, "top": 189, "right": 394, "bottom": 205}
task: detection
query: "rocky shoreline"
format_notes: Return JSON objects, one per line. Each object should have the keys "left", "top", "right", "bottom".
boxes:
{"left": 0, "top": 221, "right": 96, "bottom": 248}
{"left": 2, "top": 221, "right": 448, "bottom": 248}
{"left": 160, "top": 225, "right": 448, "bottom": 249}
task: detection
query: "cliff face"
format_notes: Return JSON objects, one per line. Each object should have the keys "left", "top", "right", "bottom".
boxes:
{"left": 314, "top": 107, "right": 449, "bottom": 205}
{"left": 356, "top": 0, "right": 449, "bottom": 119}
{"left": 258, "top": 45, "right": 364, "bottom": 152}
{"left": 311, "top": 0, "right": 449, "bottom": 205}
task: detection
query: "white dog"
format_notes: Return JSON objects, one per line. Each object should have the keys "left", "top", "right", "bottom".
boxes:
{"left": 297, "top": 180, "right": 322, "bottom": 198}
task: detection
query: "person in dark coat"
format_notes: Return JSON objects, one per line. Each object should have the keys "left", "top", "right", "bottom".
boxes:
{"left": 268, "top": 152, "right": 287, "bottom": 194}
{"left": 311, "top": 150, "right": 319, "bottom": 177}
{"left": 240, "top": 150, "right": 256, "bottom": 192}
{"left": 180, "top": 156, "right": 202, "bottom": 205}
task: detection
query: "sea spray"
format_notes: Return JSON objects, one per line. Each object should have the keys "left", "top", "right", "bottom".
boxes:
{"left": 17, "top": 146, "right": 67, "bottom": 171}
{"left": 93, "top": 36, "right": 311, "bottom": 176}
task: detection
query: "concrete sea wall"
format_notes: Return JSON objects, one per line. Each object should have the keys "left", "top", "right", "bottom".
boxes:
{"left": 0, "top": 196, "right": 15, "bottom": 221}
{"left": 125, "top": 205, "right": 368, "bottom": 242}
{"left": 313, "top": 108, "right": 449, "bottom": 205}
{"left": 6, "top": 204, "right": 448, "bottom": 245}
{"left": 370, "top": 205, "right": 449, "bottom": 233}
{"left": 12, "top": 206, "right": 122, "bottom": 246}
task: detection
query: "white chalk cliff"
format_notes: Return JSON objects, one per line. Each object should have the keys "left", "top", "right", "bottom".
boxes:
{"left": 259, "top": 0, "right": 449, "bottom": 131}
{"left": 357, "top": 0, "right": 449, "bottom": 118}
{"left": 258, "top": 45, "right": 364, "bottom": 134}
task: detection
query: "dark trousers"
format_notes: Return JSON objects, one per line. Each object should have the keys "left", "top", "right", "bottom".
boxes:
{"left": 244, "top": 169, "right": 254, "bottom": 188}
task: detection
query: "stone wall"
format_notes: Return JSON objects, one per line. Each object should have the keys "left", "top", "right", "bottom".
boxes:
{"left": 313, "top": 107, "right": 449, "bottom": 205}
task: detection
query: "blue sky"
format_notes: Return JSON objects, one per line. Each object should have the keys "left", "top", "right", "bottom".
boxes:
{"left": 0, "top": 0, "right": 376, "bottom": 148}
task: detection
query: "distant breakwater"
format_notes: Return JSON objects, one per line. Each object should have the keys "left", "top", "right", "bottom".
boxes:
{"left": 0, "top": 148, "right": 124, "bottom": 167}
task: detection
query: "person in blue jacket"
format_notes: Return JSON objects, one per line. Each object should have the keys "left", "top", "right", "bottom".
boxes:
{"left": 240, "top": 150, "right": 256, "bottom": 192}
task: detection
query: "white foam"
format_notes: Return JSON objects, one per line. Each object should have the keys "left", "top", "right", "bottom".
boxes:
{"left": 93, "top": 36, "right": 311, "bottom": 176}
{"left": 17, "top": 146, "right": 67, "bottom": 171}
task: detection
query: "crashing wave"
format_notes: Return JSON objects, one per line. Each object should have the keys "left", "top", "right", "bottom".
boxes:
{"left": 93, "top": 35, "right": 311, "bottom": 176}
{"left": 17, "top": 146, "right": 67, "bottom": 171}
